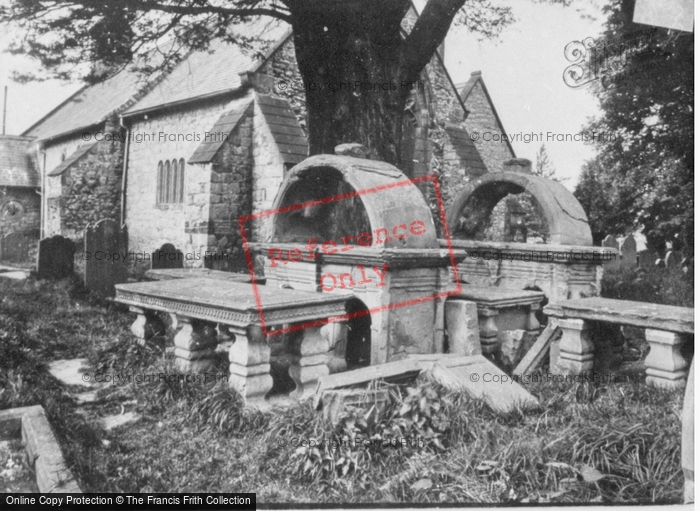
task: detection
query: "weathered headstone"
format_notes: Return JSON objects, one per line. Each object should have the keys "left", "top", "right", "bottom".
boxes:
{"left": 619, "top": 235, "right": 637, "bottom": 269}
{"left": 601, "top": 235, "right": 620, "bottom": 271}
{"left": 665, "top": 250, "right": 682, "bottom": 269}
{"left": 0, "top": 231, "right": 33, "bottom": 263}
{"left": 84, "top": 219, "right": 128, "bottom": 297}
{"left": 637, "top": 249, "right": 656, "bottom": 268}
{"left": 151, "top": 243, "right": 184, "bottom": 270}
{"left": 37, "top": 235, "right": 75, "bottom": 279}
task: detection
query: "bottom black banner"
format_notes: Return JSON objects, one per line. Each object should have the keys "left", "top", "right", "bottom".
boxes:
{"left": 4, "top": 494, "right": 256, "bottom": 510}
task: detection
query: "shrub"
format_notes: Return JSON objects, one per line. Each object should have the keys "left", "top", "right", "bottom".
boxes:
{"left": 601, "top": 266, "right": 693, "bottom": 308}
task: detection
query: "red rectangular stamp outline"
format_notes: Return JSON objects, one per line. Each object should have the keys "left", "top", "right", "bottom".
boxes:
{"left": 238, "top": 174, "right": 462, "bottom": 336}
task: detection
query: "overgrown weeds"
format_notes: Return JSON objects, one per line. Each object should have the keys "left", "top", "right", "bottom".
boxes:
{"left": 0, "top": 276, "right": 687, "bottom": 503}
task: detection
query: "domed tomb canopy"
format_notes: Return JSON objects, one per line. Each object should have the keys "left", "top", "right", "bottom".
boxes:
{"left": 447, "top": 171, "right": 593, "bottom": 246}
{"left": 269, "top": 154, "right": 438, "bottom": 249}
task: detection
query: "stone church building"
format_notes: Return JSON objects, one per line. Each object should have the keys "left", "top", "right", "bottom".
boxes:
{"left": 23, "top": 9, "right": 514, "bottom": 271}
{"left": 0, "top": 135, "right": 40, "bottom": 238}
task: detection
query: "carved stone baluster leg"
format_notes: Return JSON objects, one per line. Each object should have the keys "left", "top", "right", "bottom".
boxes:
{"left": 289, "top": 326, "right": 330, "bottom": 399}
{"left": 554, "top": 318, "right": 594, "bottom": 375}
{"left": 173, "top": 317, "right": 218, "bottom": 372}
{"left": 644, "top": 329, "right": 690, "bottom": 389}
{"left": 478, "top": 309, "right": 499, "bottom": 355}
{"left": 228, "top": 325, "right": 272, "bottom": 401}
{"left": 527, "top": 303, "right": 541, "bottom": 335}
{"left": 129, "top": 306, "right": 164, "bottom": 346}
{"left": 322, "top": 322, "right": 348, "bottom": 374}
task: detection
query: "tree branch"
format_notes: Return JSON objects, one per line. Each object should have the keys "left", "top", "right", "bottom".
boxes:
{"left": 399, "top": 0, "right": 466, "bottom": 83}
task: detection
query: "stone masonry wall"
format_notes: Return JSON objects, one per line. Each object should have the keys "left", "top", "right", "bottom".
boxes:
{"left": 251, "top": 101, "right": 287, "bottom": 242}
{"left": 0, "top": 188, "right": 40, "bottom": 237}
{"left": 58, "top": 117, "right": 125, "bottom": 240}
{"left": 207, "top": 114, "right": 254, "bottom": 271}
{"left": 126, "top": 100, "right": 233, "bottom": 265}
{"left": 125, "top": 93, "right": 259, "bottom": 270}
{"left": 41, "top": 134, "right": 95, "bottom": 238}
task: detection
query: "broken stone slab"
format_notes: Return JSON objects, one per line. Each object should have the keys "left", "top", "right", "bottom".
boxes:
{"left": 0, "top": 271, "right": 29, "bottom": 280}
{"left": 21, "top": 406, "right": 82, "bottom": 493}
{"left": 0, "top": 405, "right": 43, "bottom": 438}
{"left": 513, "top": 323, "right": 561, "bottom": 377}
{"left": 318, "top": 388, "right": 391, "bottom": 424}
{"left": 74, "top": 391, "right": 100, "bottom": 405}
{"left": 99, "top": 412, "right": 140, "bottom": 432}
{"left": 424, "top": 360, "right": 539, "bottom": 414}
{"left": 498, "top": 329, "right": 538, "bottom": 372}
{"left": 314, "top": 358, "right": 426, "bottom": 402}
{"left": 47, "top": 359, "right": 95, "bottom": 389}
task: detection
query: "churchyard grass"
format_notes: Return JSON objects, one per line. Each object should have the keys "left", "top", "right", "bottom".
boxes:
{"left": 0, "top": 276, "right": 685, "bottom": 503}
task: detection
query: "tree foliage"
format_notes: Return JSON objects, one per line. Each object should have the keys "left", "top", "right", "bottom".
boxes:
{"left": 1, "top": 0, "right": 570, "bottom": 164}
{"left": 573, "top": 0, "right": 693, "bottom": 255}
{"left": 0, "top": 0, "right": 516, "bottom": 84}
{"left": 534, "top": 144, "right": 557, "bottom": 181}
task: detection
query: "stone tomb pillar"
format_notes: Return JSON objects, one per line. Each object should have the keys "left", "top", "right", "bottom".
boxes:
{"left": 444, "top": 300, "right": 481, "bottom": 356}
{"left": 644, "top": 329, "right": 690, "bottom": 389}
{"left": 288, "top": 325, "right": 331, "bottom": 399}
{"left": 173, "top": 317, "right": 219, "bottom": 372}
{"left": 551, "top": 318, "right": 594, "bottom": 375}
{"left": 228, "top": 325, "right": 273, "bottom": 401}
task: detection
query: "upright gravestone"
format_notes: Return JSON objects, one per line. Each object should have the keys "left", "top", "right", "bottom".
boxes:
{"left": 151, "top": 243, "right": 184, "bottom": 270}
{"left": 0, "top": 231, "right": 33, "bottom": 264}
{"left": 37, "top": 236, "right": 75, "bottom": 279}
{"left": 601, "top": 235, "right": 620, "bottom": 271}
{"left": 637, "top": 249, "right": 656, "bottom": 269}
{"left": 665, "top": 250, "right": 682, "bottom": 269}
{"left": 619, "top": 235, "right": 637, "bottom": 269}
{"left": 84, "top": 219, "right": 128, "bottom": 297}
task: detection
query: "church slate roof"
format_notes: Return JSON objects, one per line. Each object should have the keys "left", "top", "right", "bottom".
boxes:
{"left": 47, "top": 143, "right": 98, "bottom": 177}
{"left": 22, "top": 18, "right": 290, "bottom": 140}
{"left": 455, "top": 71, "right": 515, "bottom": 158}
{"left": 0, "top": 136, "right": 40, "bottom": 188}
{"left": 123, "top": 19, "right": 290, "bottom": 117}
{"left": 255, "top": 94, "right": 309, "bottom": 165}
{"left": 22, "top": 70, "right": 149, "bottom": 142}
{"left": 444, "top": 122, "right": 488, "bottom": 176}
{"left": 188, "top": 99, "right": 254, "bottom": 164}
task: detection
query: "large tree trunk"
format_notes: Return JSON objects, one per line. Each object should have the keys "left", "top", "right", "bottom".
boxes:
{"left": 288, "top": 0, "right": 465, "bottom": 165}
{"left": 290, "top": 1, "right": 410, "bottom": 165}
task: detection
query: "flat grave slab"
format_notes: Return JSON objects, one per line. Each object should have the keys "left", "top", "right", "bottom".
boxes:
{"left": 47, "top": 359, "right": 94, "bottom": 389}
{"left": 116, "top": 277, "right": 349, "bottom": 328}
{"left": 145, "top": 268, "right": 258, "bottom": 283}
{"left": 452, "top": 286, "right": 545, "bottom": 309}
{"left": 545, "top": 297, "right": 694, "bottom": 334}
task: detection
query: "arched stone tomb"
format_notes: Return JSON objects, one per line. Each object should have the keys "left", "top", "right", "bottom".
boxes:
{"left": 446, "top": 171, "right": 616, "bottom": 301}
{"left": 251, "top": 154, "right": 462, "bottom": 367}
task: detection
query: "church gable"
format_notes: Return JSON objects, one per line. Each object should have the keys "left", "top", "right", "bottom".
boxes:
{"left": 457, "top": 72, "right": 516, "bottom": 173}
